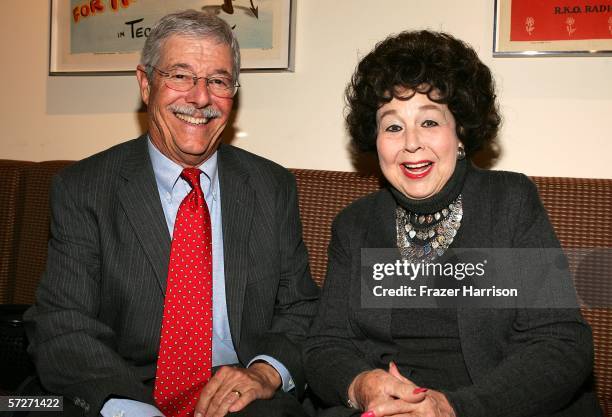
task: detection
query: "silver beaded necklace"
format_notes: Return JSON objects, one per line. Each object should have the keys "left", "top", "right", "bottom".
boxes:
{"left": 396, "top": 195, "right": 463, "bottom": 262}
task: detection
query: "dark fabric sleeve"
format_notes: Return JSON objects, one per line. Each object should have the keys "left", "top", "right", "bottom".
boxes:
{"left": 250, "top": 172, "right": 320, "bottom": 397}
{"left": 447, "top": 310, "right": 594, "bottom": 417}
{"left": 445, "top": 175, "right": 596, "bottom": 417}
{"left": 303, "top": 214, "right": 373, "bottom": 407}
{"left": 24, "top": 174, "right": 154, "bottom": 416}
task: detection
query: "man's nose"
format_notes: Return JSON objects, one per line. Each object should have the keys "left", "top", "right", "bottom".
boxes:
{"left": 185, "top": 78, "right": 212, "bottom": 107}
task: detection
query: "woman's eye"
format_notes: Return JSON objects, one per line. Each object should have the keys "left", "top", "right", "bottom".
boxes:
{"left": 422, "top": 119, "right": 439, "bottom": 128}
{"left": 385, "top": 124, "right": 402, "bottom": 132}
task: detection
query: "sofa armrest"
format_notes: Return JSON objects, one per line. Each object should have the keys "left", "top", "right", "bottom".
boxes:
{"left": 0, "top": 304, "right": 35, "bottom": 391}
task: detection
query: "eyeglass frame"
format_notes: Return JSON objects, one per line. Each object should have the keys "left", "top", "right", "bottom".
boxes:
{"left": 147, "top": 65, "right": 240, "bottom": 98}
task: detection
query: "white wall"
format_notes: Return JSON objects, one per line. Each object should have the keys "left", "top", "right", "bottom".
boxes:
{"left": 1, "top": 1, "right": 611, "bottom": 178}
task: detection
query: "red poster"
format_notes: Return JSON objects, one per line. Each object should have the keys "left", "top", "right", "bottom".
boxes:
{"left": 510, "top": 0, "right": 612, "bottom": 41}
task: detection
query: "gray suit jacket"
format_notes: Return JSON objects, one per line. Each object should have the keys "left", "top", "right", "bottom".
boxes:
{"left": 25, "top": 136, "right": 319, "bottom": 416}
{"left": 304, "top": 167, "right": 601, "bottom": 417}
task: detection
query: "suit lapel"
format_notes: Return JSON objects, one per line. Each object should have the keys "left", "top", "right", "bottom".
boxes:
{"left": 218, "top": 145, "right": 253, "bottom": 347}
{"left": 118, "top": 135, "right": 171, "bottom": 294}
{"left": 364, "top": 190, "right": 397, "bottom": 249}
{"left": 358, "top": 190, "right": 397, "bottom": 341}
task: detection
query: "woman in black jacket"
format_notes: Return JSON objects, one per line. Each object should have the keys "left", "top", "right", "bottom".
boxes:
{"left": 303, "top": 30, "right": 601, "bottom": 417}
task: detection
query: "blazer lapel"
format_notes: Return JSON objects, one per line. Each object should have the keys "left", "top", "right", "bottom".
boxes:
{"left": 118, "top": 136, "right": 171, "bottom": 294}
{"left": 364, "top": 189, "right": 397, "bottom": 249}
{"left": 356, "top": 190, "right": 397, "bottom": 341}
{"left": 218, "top": 145, "right": 254, "bottom": 347}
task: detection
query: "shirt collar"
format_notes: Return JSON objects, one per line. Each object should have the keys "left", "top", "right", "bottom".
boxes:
{"left": 147, "top": 136, "right": 219, "bottom": 201}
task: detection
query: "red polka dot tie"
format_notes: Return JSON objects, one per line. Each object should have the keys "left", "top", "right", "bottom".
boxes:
{"left": 154, "top": 168, "right": 213, "bottom": 417}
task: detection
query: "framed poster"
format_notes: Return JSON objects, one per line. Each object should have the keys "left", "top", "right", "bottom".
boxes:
{"left": 50, "top": 0, "right": 294, "bottom": 74}
{"left": 494, "top": 0, "right": 612, "bottom": 56}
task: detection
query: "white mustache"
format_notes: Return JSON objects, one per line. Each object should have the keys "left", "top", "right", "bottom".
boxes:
{"left": 168, "top": 105, "right": 221, "bottom": 119}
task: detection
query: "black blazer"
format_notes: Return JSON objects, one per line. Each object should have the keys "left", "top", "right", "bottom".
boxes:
{"left": 25, "top": 136, "right": 319, "bottom": 416}
{"left": 304, "top": 167, "right": 601, "bottom": 417}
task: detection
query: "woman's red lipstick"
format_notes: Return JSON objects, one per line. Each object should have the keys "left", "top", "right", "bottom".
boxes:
{"left": 400, "top": 160, "right": 433, "bottom": 179}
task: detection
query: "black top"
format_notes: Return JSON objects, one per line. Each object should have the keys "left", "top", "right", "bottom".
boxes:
{"left": 391, "top": 308, "right": 472, "bottom": 392}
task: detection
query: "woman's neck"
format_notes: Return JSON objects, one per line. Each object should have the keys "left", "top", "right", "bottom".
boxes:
{"left": 390, "top": 158, "right": 468, "bottom": 214}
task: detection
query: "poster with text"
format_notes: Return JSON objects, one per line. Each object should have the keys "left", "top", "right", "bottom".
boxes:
{"left": 494, "top": 0, "right": 612, "bottom": 55}
{"left": 50, "top": 0, "right": 293, "bottom": 73}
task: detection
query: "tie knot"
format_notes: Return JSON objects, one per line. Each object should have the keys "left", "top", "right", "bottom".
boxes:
{"left": 181, "top": 168, "right": 202, "bottom": 190}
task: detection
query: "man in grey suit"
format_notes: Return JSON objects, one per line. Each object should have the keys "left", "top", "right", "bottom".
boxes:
{"left": 25, "top": 10, "right": 318, "bottom": 417}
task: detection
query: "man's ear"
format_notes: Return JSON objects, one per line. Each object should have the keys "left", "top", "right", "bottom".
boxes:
{"left": 136, "top": 65, "right": 151, "bottom": 106}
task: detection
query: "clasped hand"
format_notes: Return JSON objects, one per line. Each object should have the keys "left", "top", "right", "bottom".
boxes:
{"left": 194, "top": 362, "right": 281, "bottom": 417}
{"left": 348, "top": 362, "right": 456, "bottom": 417}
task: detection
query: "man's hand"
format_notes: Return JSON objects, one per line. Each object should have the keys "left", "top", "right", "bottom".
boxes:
{"left": 194, "top": 362, "right": 281, "bottom": 417}
{"left": 348, "top": 363, "right": 426, "bottom": 415}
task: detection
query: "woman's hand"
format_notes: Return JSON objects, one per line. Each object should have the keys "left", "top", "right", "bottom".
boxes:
{"left": 417, "top": 390, "right": 456, "bottom": 417}
{"left": 348, "top": 363, "right": 427, "bottom": 414}
{"left": 350, "top": 363, "right": 456, "bottom": 417}
{"left": 363, "top": 390, "right": 456, "bottom": 417}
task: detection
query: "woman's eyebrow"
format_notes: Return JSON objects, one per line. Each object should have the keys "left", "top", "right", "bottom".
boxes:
{"left": 378, "top": 109, "right": 398, "bottom": 119}
{"left": 418, "top": 104, "right": 443, "bottom": 112}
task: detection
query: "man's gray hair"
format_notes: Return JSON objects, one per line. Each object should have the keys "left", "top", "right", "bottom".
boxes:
{"left": 141, "top": 9, "right": 240, "bottom": 82}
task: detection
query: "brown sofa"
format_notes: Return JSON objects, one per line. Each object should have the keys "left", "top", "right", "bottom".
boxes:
{"left": 1, "top": 159, "right": 611, "bottom": 415}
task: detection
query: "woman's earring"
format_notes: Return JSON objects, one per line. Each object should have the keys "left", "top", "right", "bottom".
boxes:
{"left": 457, "top": 146, "right": 466, "bottom": 160}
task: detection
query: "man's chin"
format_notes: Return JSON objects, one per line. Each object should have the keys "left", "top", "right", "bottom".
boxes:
{"left": 174, "top": 141, "right": 221, "bottom": 165}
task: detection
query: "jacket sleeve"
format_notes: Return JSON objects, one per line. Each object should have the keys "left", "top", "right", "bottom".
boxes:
{"left": 24, "top": 174, "right": 154, "bottom": 417}
{"left": 445, "top": 175, "right": 596, "bottom": 417}
{"left": 248, "top": 171, "right": 320, "bottom": 398}
{"left": 303, "top": 213, "right": 373, "bottom": 406}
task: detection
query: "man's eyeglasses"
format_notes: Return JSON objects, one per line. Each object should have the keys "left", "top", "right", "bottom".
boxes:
{"left": 149, "top": 66, "right": 240, "bottom": 98}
